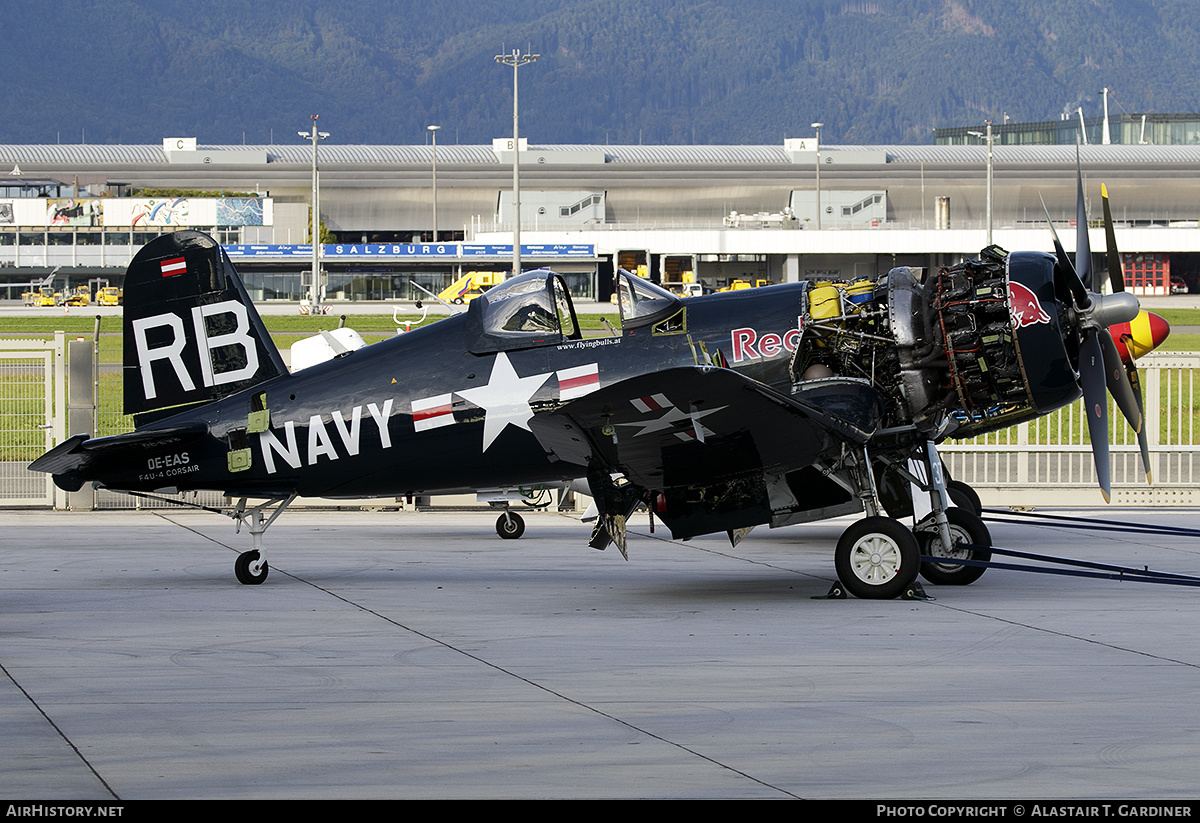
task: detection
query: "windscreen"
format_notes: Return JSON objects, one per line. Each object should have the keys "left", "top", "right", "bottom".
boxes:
{"left": 616, "top": 269, "right": 681, "bottom": 328}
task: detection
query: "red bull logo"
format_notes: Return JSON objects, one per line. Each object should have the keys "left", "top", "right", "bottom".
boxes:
{"left": 1008, "top": 282, "right": 1051, "bottom": 329}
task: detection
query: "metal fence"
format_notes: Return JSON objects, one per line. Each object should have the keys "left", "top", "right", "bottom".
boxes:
{"left": 0, "top": 336, "right": 1196, "bottom": 510}
{"left": 0, "top": 331, "right": 228, "bottom": 510}
{"left": 941, "top": 352, "right": 1200, "bottom": 507}
{"left": 0, "top": 335, "right": 64, "bottom": 507}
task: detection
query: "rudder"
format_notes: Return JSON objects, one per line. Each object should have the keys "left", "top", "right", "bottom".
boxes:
{"left": 122, "top": 231, "right": 287, "bottom": 420}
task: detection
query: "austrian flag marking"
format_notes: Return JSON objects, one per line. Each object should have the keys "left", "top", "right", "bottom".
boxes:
{"left": 412, "top": 393, "right": 455, "bottom": 431}
{"left": 160, "top": 257, "right": 187, "bottom": 277}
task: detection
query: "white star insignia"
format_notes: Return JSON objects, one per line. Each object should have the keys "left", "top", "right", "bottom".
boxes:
{"left": 457, "top": 352, "right": 552, "bottom": 451}
{"left": 617, "top": 401, "right": 726, "bottom": 440}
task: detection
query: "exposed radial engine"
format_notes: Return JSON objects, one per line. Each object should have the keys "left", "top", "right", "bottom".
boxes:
{"left": 791, "top": 244, "right": 1122, "bottom": 442}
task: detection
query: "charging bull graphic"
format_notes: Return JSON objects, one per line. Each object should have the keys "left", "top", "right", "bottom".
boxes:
{"left": 1008, "top": 281, "right": 1052, "bottom": 329}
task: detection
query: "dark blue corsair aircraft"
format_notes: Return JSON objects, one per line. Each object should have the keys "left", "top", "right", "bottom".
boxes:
{"left": 31, "top": 181, "right": 1167, "bottom": 598}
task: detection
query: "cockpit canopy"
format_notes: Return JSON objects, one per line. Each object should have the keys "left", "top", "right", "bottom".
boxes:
{"left": 615, "top": 269, "right": 683, "bottom": 330}
{"left": 466, "top": 267, "right": 685, "bottom": 352}
{"left": 466, "top": 269, "right": 582, "bottom": 353}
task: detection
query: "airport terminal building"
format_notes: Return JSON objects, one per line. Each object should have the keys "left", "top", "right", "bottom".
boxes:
{"left": 2, "top": 137, "right": 1200, "bottom": 303}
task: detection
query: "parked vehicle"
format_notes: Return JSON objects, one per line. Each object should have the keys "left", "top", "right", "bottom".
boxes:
{"left": 97, "top": 287, "right": 123, "bottom": 306}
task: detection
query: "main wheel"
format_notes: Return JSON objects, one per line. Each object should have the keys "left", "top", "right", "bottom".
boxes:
{"left": 496, "top": 511, "right": 525, "bottom": 540}
{"left": 916, "top": 507, "right": 991, "bottom": 586}
{"left": 834, "top": 516, "right": 921, "bottom": 599}
{"left": 946, "top": 480, "right": 983, "bottom": 517}
{"left": 235, "top": 550, "right": 268, "bottom": 585}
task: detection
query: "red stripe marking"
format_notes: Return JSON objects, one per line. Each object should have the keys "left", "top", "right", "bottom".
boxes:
{"left": 414, "top": 404, "right": 452, "bottom": 422}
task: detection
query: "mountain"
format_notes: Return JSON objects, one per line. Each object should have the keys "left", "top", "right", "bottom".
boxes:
{"left": 6, "top": 0, "right": 1200, "bottom": 147}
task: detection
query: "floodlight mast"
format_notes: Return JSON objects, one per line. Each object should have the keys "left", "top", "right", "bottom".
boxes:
{"left": 428, "top": 125, "right": 441, "bottom": 242}
{"left": 811, "top": 122, "right": 823, "bottom": 230}
{"left": 968, "top": 122, "right": 995, "bottom": 245}
{"left": 495, "top": 49, "right": 539, "bottom": 278}
{"left": 298, "top": 115, "right": 329, "bottom": 312}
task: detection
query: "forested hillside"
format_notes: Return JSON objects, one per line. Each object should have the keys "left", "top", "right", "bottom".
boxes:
{"left": 5, "top": 0, "right": 1200, "bottom": 146}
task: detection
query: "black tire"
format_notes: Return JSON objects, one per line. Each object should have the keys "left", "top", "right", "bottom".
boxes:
{"left": 946, "top": 480, "right": 983, "bottom": 517}
{"left": 496, "top": 512, "right": 525, "bottom": 540}
{"left": 835, "top": 516, "right": 922, "bottom": 599}
{"left": 917, "top": 507, "right": 991, "bottom": 586}
{"left": 235, "top": 550, "right": 268, "bottom": 585}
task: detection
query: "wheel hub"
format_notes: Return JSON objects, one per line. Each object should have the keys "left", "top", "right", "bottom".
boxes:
{"left": 924, "top": 525, "right": 971, "bottom": 568}
{"left": 851, "top": 536, "right": 900, "bottom": 583}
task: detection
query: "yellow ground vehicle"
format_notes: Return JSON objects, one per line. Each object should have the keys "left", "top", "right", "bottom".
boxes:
{"left": 718, "top": 279, "right": 754, "bottom": 292}
{"left": 717, "top": 278, "right": 773, "bottom": 293}
{"left": 97, "top": 287, "right": 123, "bottom": 306}
{"left": 438, "top": 271, "right": 503, "bottom": 304}
{"left": 36, "top": 287, "right": 59, "bottom": 306}
{"left": 64, "top": 286, "right": 91, "bottom": 307}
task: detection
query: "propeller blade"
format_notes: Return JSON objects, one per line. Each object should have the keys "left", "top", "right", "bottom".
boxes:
{"left": 1101, "top": 183, "right": 1126, "bottom": 294}
{"left": 1074, "top": 149, "right": 1093, "bottom": 291}
{"left": 1099, "top": 329, "right": 1142, "bottom": 433}
{"left": 1100, "top": 176, "right": 1159, "bottom": 487}
{"left": 1039, "top": 192, "right": 1088, "bottom": 306}
{"left": 1124, "top": 360, "right": 1153, "bottom": 484}
{"left": 1039, "top": 193, "right": 1070, "bottom": 267}
{"left": 1079, "top": 330, "right": 1112, "bottom": 502}
{"left": 1118, "top": 321, "right": 1163, "bottom": 485}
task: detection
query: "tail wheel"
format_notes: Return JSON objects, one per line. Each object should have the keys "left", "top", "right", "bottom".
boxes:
{"left": 496, "top": 512, "right": 525, "bottom": 540}
{"left": 835, "top": 516, "right": 921, "bottom": 599}
{"left": 235, "top": 550, "right": 268, "bottom": 585}
{"left": 917, "top": 507, "right": 991, "bottom": 586}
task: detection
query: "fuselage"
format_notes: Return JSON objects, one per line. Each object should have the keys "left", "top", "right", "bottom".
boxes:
{"left": 113, "top": 285, "right": 807, "bottom": 499}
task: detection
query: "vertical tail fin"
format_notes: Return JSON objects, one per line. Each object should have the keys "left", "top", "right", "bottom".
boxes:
{"left": 122, "top": 231, "right": 287, "bottom": 420}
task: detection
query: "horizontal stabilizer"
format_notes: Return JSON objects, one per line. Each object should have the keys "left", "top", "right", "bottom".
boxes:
{"left": 29, "top": 424, "right": 208, "bottom": 478}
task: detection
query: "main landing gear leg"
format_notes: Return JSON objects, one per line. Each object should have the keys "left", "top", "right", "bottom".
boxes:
{"left": 832, "top": 447, "right": 922, "bottom": 599}
{"left": 230, "top": 493, "right": 297, "bottom": 585}
{"left": 912, "top": 443, "right": 991, "bottom": 586}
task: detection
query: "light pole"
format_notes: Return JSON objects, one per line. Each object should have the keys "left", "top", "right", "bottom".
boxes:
{"left": 1101, "top": 87, "right": 1111, "bottom": 145}
{"left": 968, "top": 123, "right": 994, "bottom": 245}
{"left": 811, "top": 122, "right": 823, "bottom": 230}
{"left": 298, "top": 115, "right": 329, "bottom": 311}
{"left": 495, "top": 48, "right": 539, "bottom": 277}
{"left": 428, "top": 125, "right": 440, "bottom": 243}
{"left": 985, "top": 121, "right": 993, "bottom": 245}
